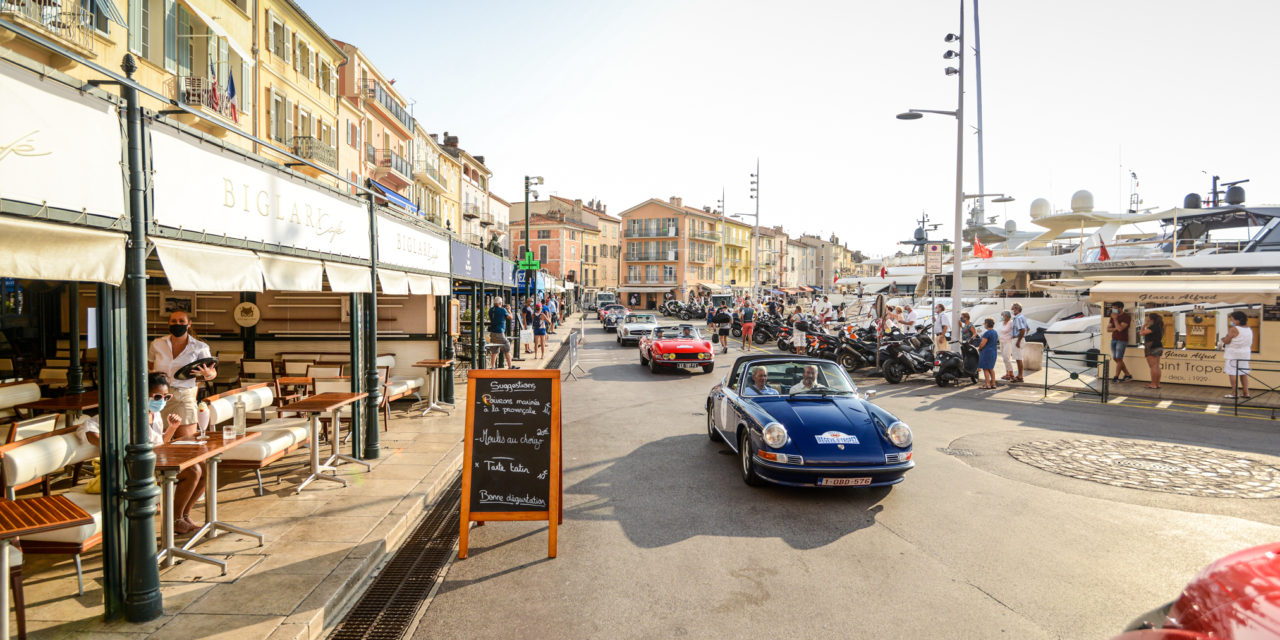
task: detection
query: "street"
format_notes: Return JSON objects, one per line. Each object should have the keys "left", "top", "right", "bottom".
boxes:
{"left": 414, "top": 320, "right": 1280, "bottom": 640}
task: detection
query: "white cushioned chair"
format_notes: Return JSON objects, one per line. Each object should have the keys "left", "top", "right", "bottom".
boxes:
{"left": 204, "top": 384, "right": 310, "bottom": 495}
{"left": 0, "top": 381, "right": 41, "bottom": 423}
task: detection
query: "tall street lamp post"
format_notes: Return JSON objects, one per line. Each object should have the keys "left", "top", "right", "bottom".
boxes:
{"left": 749, "top": 159, "right": 761, "bottom": 299}
{"left": 523, "top": 175, "right": 543, "bottom": 302}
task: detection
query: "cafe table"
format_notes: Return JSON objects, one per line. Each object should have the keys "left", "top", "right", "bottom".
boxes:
{"left": 154, "top": 432, "right": 264, "bottom": 574}
{"left": 0, "top": 495, "right": 93, "bottom": 640}
{"left": 15, "top": 390, "right": 99, "bottom": 423}
{"left": 410, "top": 359, "right": 454, "bottom": 416}
{"left": 277, "top": 392, "right": 369, "bottom": 493}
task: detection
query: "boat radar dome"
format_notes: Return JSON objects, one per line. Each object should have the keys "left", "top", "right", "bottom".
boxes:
{"left": 1226, "top": 185, "right": 1246, "bottom": 205}
{"left": 1070, "top": 190, "right": 1094, "bottom": 213}
{"left": 1004, "top": 219, "right": 1017, "bottom": 234}
{"left": 1183, "top": 193, "right": 1202, "bottom": 209}
{"left": 1029, "top": 198, "right": 1051, "bottom": 219}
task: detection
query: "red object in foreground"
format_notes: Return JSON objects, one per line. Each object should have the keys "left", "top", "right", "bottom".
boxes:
{"left": 1111, "top": 542, "right": 1280, "bottom": 639}
{"left": 639, "top": 326, "right": 715, "bottom": 373}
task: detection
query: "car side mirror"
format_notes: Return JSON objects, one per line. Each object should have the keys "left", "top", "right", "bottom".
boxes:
{"left": 861, "top": 389, "right": 877, "bottom": 401}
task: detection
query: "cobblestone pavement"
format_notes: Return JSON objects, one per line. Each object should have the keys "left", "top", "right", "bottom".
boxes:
{"left": 1008, "top": 439, "right": 1280, "bottom": 499}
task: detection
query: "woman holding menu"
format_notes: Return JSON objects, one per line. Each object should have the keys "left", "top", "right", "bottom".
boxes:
{"left": 149, "top": 310, "right": 216, "bottom": 423}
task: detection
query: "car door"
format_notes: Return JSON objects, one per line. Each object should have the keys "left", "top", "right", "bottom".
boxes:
{"left": 717, "top": 371, "right": 741, "bottom": 448}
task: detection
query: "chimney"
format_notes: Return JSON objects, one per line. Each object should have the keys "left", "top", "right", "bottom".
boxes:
{"left": 429, "top": 133, "right": 438, "bottom": 142}
{"left": 601, "top": 203, "right": 607, "bottom": 213}
{"left": 443, "top": 132, "right": 459, "bottom": 148}
{"left": 669, "top": 196, "right": 682, "bottom": 208}
{"left": 702, "top": 206, "right": 710, "bottom": 213}
{"left": 573, "top": 199, "right": 583, "bottom": 219}
{"left": 475, "top": 155, "right": 485, "bottom": 165}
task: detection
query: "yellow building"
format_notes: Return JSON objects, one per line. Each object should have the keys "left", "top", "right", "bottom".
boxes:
{"left": 718, "top": 216, "right": 754, "bottom": 292}
{"left": 438, "top": 138, "right": 462, "bottom": 236}
{"left": 409, "top": 126, "right": 450, "bottom": 227}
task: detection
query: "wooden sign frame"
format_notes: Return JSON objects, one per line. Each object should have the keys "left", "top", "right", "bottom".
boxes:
{"left": 459, "top": 369, "right": 561, "bottom": 559}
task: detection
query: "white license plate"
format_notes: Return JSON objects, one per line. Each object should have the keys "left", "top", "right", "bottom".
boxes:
{"left": 818, "top": 477, "right": 872, "bottom": 487}
{"left": 677, "top": 362, "right": 703, "bottom": 368}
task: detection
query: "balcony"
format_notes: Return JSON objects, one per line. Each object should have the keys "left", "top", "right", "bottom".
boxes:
{"left": 625, "top": 251, "right": 678, "bottom": 262}
{"left": 464, "top": 232, "right": 485, "bottom": 247}
{"left": 175, "top": 75, "right": 241, "bottom": 126}
{"left": 625, "top": 277, "right": 678, "bottom": 286}
{"left": 291, "top": 136, "right": 336, "bottom": 168}
{"left": 373, "top": 147, "right": 412, "bottom": 188}
{"left": 413, "top": 159, "right": 447, "bottom": 191}
{"left": 359, "top": 79, "right": 414, "bottom": 133}
{"left": 690, "top": 230, "right": 720, "bottom": 242}
{"left": 724, "top": 235, "right": 750, "bottom": 248}
{"left": 624, "top": 227, "right": 679, "bottom": 239}
{"left": 1, "top": 2, "right": 94, "bottom": 60}
{"left": 479, "top": 212, "right": 494, "bottom": 227}
{"left": 462, "top": 202, "right": 482, "bottom": 220}
{"left": 688, "top": 253, "right": 712, "bottom": 263}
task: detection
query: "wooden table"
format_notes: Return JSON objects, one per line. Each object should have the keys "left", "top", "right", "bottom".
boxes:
{"left": 154, "top": 432, "right": 264, "bottom": 573}
{"left": 15, "top": 390, "right": 99, "bottom": 422}
{"left": 411, "top": 359, "right": 455, "bottom": 416}
{"left": 278, "top": 392, "right": 369, "bottom": 493}
{"left": 0, "top": 496, "right": 92, "bottom": 640}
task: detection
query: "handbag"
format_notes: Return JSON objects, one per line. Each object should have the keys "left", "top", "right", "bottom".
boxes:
{"left": 520, "top": 329, "right": 534, "bottom": 343}
{"left": 712, "top": 333, "right": 719, "bottom": 344}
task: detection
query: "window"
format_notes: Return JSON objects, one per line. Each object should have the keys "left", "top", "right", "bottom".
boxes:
{"left": 663, "top": 265, "right": 676, "bottom": 281}
{"left": 268, "top": 14, "right": 289, "bottom": 62}
{"left": 536, "top": 230, "right": 551, "bottom": 240}
{"left": 538, "top": 245, "right": 548, "bottom": 262}
{"left": 269, "top": 91, "right": 287, "bottom": 143}
{"left": 347, "top": 121, "right": 355, "bottom": 146}
{"left": 570, "top": 245, "right": 576, "bottom": 257}
{"left": 518, "top": 245, "right": 526, "bottom": 257}
{"left": 628, "top": 265, "right": 641, "bottom": 282}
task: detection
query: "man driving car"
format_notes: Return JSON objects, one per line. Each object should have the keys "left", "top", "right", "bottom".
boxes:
{"left": 742, "top": 366, "right": 779, "bottom": 396}
{"left": 789, "top": 364, "right": 820, "bottom": 393}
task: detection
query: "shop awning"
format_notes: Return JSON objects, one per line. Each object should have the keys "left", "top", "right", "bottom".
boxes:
{"left": 1087, "top": 276, "right": 1280, "bottom": 306}
{"left": 377, "top": 268, "right": 409, "bottom": 295}
{"left": 406, "top": 272, "right": 434, "bottom": 295}
{"left": 258, "top": 254, "right": 323, "bottom": 291}
{"left": 370, "top": 181, "right": 421, "bottom": 215}
{"left": 698, "top": 283, "right": 726, "bottom": 293}
{"left": 152, "top": 237, "right": 262, "bottom": 291}
{"left": 0, "top": 216, "right": 125, "bottom": 285}
{"left": 324, "top": 261, "right": 372, "bottom": 293}
{"left": 177, "top": 0, "right": 254, "bottom": 64}
{"left": 433, "top": 276, "right": 451, "bottom": 295}
{"left": 618, "top": 286, "right": 674, "bottom": 293}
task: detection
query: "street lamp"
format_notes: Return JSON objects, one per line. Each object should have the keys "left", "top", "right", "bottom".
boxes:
{"left": 523, "top": 175, "right": 543, "bottom": 302}
{"left": 748, "top": 159, "right": 760, "bottom": 299}
{"left": 896, "top": 1, "right": 966, "bottom": 352}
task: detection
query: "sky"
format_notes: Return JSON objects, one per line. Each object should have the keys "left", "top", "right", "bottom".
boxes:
{"left": 300, "top": 0, "right": 1280, "bottom": 257}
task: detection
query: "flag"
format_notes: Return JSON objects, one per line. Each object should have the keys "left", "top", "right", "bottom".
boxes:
{"left": 833, "top": 274, "right": 837, "bottom": 284}
{"left": 879, "top": 266, "right": 887, "bottom": 279}
{"left": 208, "top": 62, "right": 220, "bottom": 111}
{"left": 972, "top": 237, "right": 993, "bottom": 258}
{"left": 226, "top": 69, "right": 238, "bottom": 122}
{"left": 1098, "top": 238, "right": 1110, "bottom": 261}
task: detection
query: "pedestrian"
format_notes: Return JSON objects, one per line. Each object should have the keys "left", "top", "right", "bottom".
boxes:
{"left": 547, "top": 295, "right": 559, "bottom": 333}
{"left": 790, "top": 305, "right": 806, "bottom": 355}
{"left": 1107, "top": 302, "right": 1134, "bottom": 382}
{"left": 522, "top": 298, "right": 536, "bottom": 353}
{"left": 1139, "top": 312, "right": 1164, "bottom": 390}
{"left": 997, "top": 310, "right": 1016, "bottom": 380}
{"left": 1010, "top": 303, "right": 1028, "bottom": 382}
{"left": 630, "top": 293, "right": 638, "bottom": 307}
{"left": 960, "top": 311, "right": 976, "bottom": 342}
{"left": 1223, "top": 310, "right": 1252, "bottom": 399}
{"left": 901, "top": 304, "right": 919, "bottom": 336}
{"left": 531, "top": 302, "right": 550, "bottom": 360}
{"left": 977, "top": 318, "right": 999, "bottom": 389}
{"left": 149, "top": 310, "right": 215, "bottom": 425}
{"left": 712, "top": 304, "right": 733, "bottom": 354}
{"left": 932, "top": 303, "right": 951, "bottom": 351}
{"left": 740, "top": 298, "right": 756, "bottom": 351}
{"left": 487, "top": 298, "right": 515, "bottom": 369}
{"left": 767, "top": 297, "right": 778, "bottom": 318}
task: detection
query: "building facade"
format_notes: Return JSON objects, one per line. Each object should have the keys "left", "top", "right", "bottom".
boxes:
{"left": 513, "top": 215, "right": 588, "bottom": 286}
{"left": 755, "top": 225, "right": 786, "bottom": 291}
{"left": 509, "top": 196, "right": 621, "bottom": 294}
{"left": 616, "top": 197, "right": 726, "bottom": 309}
{"left": 487, "top": 192, "right": 511, "bottom": 256}
{"left": 335, "top": 41, "right": 414, "bottom": 201}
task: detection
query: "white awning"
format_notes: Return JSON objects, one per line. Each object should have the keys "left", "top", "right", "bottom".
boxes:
{"left": 406, "top": 272, "right": 434, "bottom": 295}
{"left": 433, "top": 276, "right": 451, "bottom": 294}
{"left": 0, "top": 217, "right": 125, "bottom": 285}
{"left": 257, "top": 254, "right": 323, "bottom": 291}
{"left": 152, "top": 237, "right": 262, "bottom": 291}
{"left": 1088, "top": 276, "right": 1280, "bottom": 306}
{"left": 177, "top": 0, "right": 254, "bottom": 64}
{"left": 618, "top": 286, "right": 675, "bottom": 293}
{"left": 324, "top": 261, "right": 372, "bottom": 293}
{"left": 377, "top": 268, "right": 409, "bottom": 295}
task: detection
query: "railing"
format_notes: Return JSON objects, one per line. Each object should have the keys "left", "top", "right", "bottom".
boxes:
{"left": 625, "top": 252, "right": 678, "bottom": 262}
{"left": 291, "top": 136, "right": 336, "bottom": 167}
{"left": 0, "top": 3, "right": 94, "bottom": 53}
{"left": 1043, "top": 346, "right": 1109, "bottom": 403}
{"left": 624, "top": 228, "right": 679, "bottom": 238}
{"left": 625, "top": 278, "right": 678, "bottom": 285}
{"left": 479, "top": 212, "right": 494, "bottom": 227}
{"left": 462, "top": 203, "right": 482, "bottom": 219}
{"left": 374, "top": 148, "right": 411, "bottom": 179}
{"left": 688, "top": 253, "right": 712, "bottom": 263}
{"left": 360, "top": 79, "right": 415, "bottom": 132}
{"left": 413, "top": 159, "right": 446, "bottom": 188}
{"left": 690, "top": 231, "right": 720, "bottom": 242}
{"left": 176, "top": 74, "right": 239, "bottom": 122}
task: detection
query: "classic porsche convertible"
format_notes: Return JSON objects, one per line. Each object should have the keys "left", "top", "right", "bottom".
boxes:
{"left": 639, "top": 325, "right": 715, "bottom": 374}
{"left": 706, "top": 355, "right": 914, "bottom": 487}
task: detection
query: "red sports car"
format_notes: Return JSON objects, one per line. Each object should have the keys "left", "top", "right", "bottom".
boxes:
{"left": 1111, "top": 541, "right": 1280, "bottom": 639}
{"left": 639, "top": 325, "right": 715, "bottom": 374}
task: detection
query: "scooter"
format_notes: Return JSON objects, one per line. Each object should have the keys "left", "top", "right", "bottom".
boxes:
{"left": 879, "top": 334, "right": 935, "bottom": 384}
{"left": 934, "top": 337, "right": 981, "bottom": 386}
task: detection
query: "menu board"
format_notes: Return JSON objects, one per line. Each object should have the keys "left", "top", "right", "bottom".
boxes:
{"left": 459, "top": 369, "right": 560, "bottom": 559}
{"left": 1263, "top": 305, "right": 1280, "bottom": 322}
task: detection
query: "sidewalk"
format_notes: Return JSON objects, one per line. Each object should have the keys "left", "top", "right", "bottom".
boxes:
{"left": 1016, "top": 365, "right": 1280, "bottom": 410}
{"left": 20, "top": 322, "right": 579, "bottom": 640}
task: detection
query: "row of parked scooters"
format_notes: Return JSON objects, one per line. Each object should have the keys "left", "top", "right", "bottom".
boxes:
{"left": 784, "top": 318, "right": 984, "bottom": 387}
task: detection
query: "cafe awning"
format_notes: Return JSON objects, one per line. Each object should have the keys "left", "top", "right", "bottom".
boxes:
{"left": 1088, "top": 275, "right": 1280, "bottom": 306}
{"left": 258, "top": 254, "right": 323, "bottom": 291}
{"left": 618, "top": 286, "right": 674, "bottom": 293}
{"left": 324, "top": 261, "right": 372, "bottom": 293}
{"left": 377, "top": 268, "right": 409, "bottom": 295}
{"left": 406, "top": 272, "right": 434, "bottom": 295}
{"left": 152, "top": 237, "right": 262, "bottom": 291}
{"left": 0, "top": 216, "right": 126, "bottom": 285}
{"left": 433, "top": 276, "right": 451, "bottom": 295}
{"left": 370, "top": 180, "right": 421, "bottom": 216}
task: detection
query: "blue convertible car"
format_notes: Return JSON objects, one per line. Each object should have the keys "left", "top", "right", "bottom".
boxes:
{"left": 706, "top": 355, "right": 914, "bottom": 487}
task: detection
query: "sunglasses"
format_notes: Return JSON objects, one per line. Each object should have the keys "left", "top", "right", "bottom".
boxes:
{"left": 150, "top": 393, "right": 173, "bottom": 403}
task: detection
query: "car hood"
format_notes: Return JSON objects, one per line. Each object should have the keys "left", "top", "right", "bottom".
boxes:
{"left": 652, "top": 338, "right": 711, "bottom": 352}
{"left": 762, "top": 398, "right": 887, "bottom": 464}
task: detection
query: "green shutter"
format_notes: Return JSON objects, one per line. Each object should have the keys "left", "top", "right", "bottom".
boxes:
{"left": 127, "top": 0, "right": 141, "bottom": 53}
{"left": 162, "top": 0, "right": 175, "bottom": 72}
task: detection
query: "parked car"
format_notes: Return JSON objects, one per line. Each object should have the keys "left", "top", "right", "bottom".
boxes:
{"left": 617, "top": 313, "right": 658, "bottom": 346}
{"left": 597, "top": 303, "right": 627, "bottom": 323}
{"left": 639, "top": 325, "right": 715, "bottom": 374}
{"left": 602, "top": 306, "right": 628, "bottom": 332}
{"left": 1111, "top": 541, "right": 1280, "bottom": 640}
{"left": 706, "top": 355, "right": 913, "bottom": 488}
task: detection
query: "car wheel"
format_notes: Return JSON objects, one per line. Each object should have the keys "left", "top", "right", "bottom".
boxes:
{"left": 740, "top": 430, "right": 764, "bottom": 486}
{"left": 649, "top": 356, "right": 659, "bottom": 374}
{"left": 702, "top": 363, "right": 714, "bottom": 374}
{"left": 706, "top": 405, "right": 721, "bottom": 442}
{"left": 883, "top": 361, "right": 904, "bottom": 384}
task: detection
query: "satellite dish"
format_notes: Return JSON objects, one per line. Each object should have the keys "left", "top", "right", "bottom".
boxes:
{"left": 1183, "top": 193, "right": 1202, "bottom": 209}
{"left": 1070, "top": 190, "right": 1094, "bottom": 213}
{"left": 1004, "top": 219, "right": 1017, "bottom": 234}
{"left": 1226, "top": 185, "right": 1246, "bottom": 205}
{"left": 1030, "top": 198, "right": 1051, "bottom": 219}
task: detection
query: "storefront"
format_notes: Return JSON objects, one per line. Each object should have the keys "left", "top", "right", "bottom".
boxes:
{"left": 620, "top": 285, "right": 674, "bottom": 310}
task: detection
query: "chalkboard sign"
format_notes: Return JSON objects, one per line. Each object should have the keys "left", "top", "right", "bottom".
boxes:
{"left": 1264, "top": 305, "right": 1280, "bottom": 322}
{"left": 459, "top": 369, "right": 561, "bottom": 559}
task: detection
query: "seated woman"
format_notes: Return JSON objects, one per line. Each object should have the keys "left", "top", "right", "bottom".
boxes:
{"left": 79, "top": 372, "right": 203, "bottom": 534}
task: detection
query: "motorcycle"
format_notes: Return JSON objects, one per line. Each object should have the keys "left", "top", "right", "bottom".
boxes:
{"left": 934, "top": 337, "right": 981, "bottom": 386}
{"left": 879, "top": 332, "right": 935, "bottom": 384}
{"left": 751, "top": 316, "right": 782, "bottom": 345}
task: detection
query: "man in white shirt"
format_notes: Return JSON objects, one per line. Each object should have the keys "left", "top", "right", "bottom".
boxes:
{"left": 789, "top": 365, "right": 821, "bottom": 393}
{"left": 149, "top": 310, "right": 216, "bottom": 424}
{"left": 902, "top": 305, "right": 919, "bottom": 335}
{"left": 933, "top": 303, "right": 952, "bottom": 350}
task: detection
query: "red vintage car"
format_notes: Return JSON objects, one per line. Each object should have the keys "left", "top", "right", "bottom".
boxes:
{"left": 639, "top": 325, "right": 715, "bottom": 374}
{"left": 1112, "top": 541, "right": 1280, "bottom": 639}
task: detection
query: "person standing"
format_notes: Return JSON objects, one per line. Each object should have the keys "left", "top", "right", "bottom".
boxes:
{"left": 740, "top": 299, "right": 756, "bottom": 351}
{"left": 901, "top": 304, "right": 919, "bottom": 336}
{"left": 712, "top": 304, "right": 733, "bottom": 354}
{"left": 1139, "top": 312, "right": 1164, "bottom": 390}
{"left": 932, "top": 303, "right": 951, "bottom": 351}
{"left": 148, "top": 310, "right": 215, "bottom": 424}
{"left": 487, "top": 298, "right": 515, "bottom": 369}
{"left": 996, "top": 310, "right": 1016, "bottom": 380}
{"left": 977, "top": 318, "right": 999, "bottom": 389}
{"left": 1223, "top": 310, "right": 1252, "bottom": 399}
{"left": 547, "top": 295, "right": 559, "bottom": 333}
{"left": 531, "top": 302, "right": 550, "bottom": 360}
{"left": 1010, "top": 303, "right": 1029, "bottom": 382}
{"left": 521, "top": 297, "right": 536, "bottom": 354}
{"left": 960, "top": 311, "right": 976, "bottom": 342}
{"left": 1107, "top": 302, "right": 1133, "bottom": 382}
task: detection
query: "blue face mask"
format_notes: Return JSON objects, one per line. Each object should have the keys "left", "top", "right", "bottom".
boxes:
{"left": 148, "top": 399, "right": 167, "bottom": 414}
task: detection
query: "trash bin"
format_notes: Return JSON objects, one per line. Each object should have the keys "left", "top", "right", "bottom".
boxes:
{"left": 1023, "top": 341, "right": 1044, "bottom": 372}
{"left": 1084, "top": 348, "right": 1100, "bottom": 369}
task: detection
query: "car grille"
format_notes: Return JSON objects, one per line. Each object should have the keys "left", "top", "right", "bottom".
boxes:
{"left": 673, "top": 353, "right": 703, "bottom": 360}
{"left": 884, "top": 452, "right": 908, "bottom": 464}
{"left": 628, "top": 329, "right": 650, "bottom": 336}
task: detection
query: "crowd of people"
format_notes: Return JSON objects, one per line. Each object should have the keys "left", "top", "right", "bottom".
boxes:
{"left": 484, "top": 292, "right": 573, "bottom": 368}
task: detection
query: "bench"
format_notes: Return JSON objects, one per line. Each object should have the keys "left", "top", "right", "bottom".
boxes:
{"left": 376, "top": 355, "right": 424, "bottom": 407}
{"left": 205, "top": 384, "right": 310, "bottom": 495}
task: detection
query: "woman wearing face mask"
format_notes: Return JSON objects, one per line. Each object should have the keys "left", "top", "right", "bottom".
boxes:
{"left": 149, "top": 310, "right": 216, "bottom": 425}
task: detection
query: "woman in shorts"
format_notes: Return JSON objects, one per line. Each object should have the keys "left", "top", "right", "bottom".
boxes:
{"left": 1139, "top": 313, "right": 1164, "bottom": 390}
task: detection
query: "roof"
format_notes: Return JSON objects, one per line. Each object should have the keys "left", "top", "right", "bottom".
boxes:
{"left": 614, "top": 198, "right": 721, "bottom": 220}
{"left": 488, "top": 193, "right": 511, "bottom": 206}
{"left": 281, "top": 0, "right": 345, "bottom": 58}
{"left": 333, "top": 42, "right": 409, "bottom": 106}
{"left": 549, "top": 195, "right": 622, "bottom": 222}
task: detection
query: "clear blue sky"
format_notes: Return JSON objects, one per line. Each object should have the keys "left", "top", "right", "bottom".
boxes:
{"left": 300, "top": 0, "right": 1280, "bottom": 255}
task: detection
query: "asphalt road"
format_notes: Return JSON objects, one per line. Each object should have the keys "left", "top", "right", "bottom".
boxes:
{"left": 412, "top": 318, "right": 1280, "bottom": 640}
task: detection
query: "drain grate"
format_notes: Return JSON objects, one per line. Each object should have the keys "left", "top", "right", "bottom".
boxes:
{"left": 329, "top": 475, "right": 462, "bottom": 640}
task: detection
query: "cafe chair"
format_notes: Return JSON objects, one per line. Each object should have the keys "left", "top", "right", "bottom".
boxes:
{"left": 0, "top": 359, "right": 15, "bottom": 379}
{"left": 0, "top": 427, "right": 102, "bottom": 596}
{"left": 36, "top": 369, "right": 68, "bottom": 392}
{"left": 375, "top": 356, "right": 424, "bottom": 413}
{"left": 305, "top": 364, "right": 342, "bottom": 379}
{"left": 239, "top": 359, "right": 276, "bottom": 385}
{"left": 0, "top": 382, "right": 40, "bottom": 423}
{"left": 282, "top": 360, "right": 314, "bottom": 378}
{"left": 207, "top": 385, "right": 311, "bottom": 496}
{"left": 311, "top": 377, "right": 362, "bottom": 440}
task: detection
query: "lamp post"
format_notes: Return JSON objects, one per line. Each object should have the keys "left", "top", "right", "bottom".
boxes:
{"left": 897, "top": 0, "right": 965, "bottom": 352}
{"left": 749, "top": 159, "right": 761, "bottom": 299}
{"left": 523, "top": 176, "right": 543, "bottom": 301}
{"left": 717, "top": 189, "right": 726, "bottom": 290}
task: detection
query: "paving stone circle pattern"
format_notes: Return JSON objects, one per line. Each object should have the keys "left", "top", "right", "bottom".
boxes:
{"left": 1008, "top": 439, "right": 1280, "bottom": 498}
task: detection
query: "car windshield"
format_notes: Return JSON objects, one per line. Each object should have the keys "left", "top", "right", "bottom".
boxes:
{"left": 655, "top": 327, "right": 700, "bottom": 340}
{"left": 738, "top": 360, "right": 857, "bottom": 397}
{"left": 626, "top": 314, "right": 656, "bottom": 324}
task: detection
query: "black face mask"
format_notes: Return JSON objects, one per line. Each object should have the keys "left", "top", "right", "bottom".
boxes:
{"left": 168, "top": 324, "right": 188, "bottom": 337}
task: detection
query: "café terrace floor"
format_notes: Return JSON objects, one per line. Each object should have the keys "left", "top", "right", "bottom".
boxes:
{"left": 18, "top": 330, "right": 575, "bottom": 640}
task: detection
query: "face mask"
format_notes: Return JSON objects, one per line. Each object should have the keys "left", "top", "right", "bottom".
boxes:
{"left": 168, "top": 324, "right": 188, "bottom": 337}
{"left": 148, "top": 399, "right": 167, "bottom": 413}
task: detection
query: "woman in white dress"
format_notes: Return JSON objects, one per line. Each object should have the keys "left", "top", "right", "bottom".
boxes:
{"left": 1223, "top": 310, "right": 1253, "bottom": 399}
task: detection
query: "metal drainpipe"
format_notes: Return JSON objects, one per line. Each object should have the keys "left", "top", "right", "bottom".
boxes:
{"left": 363, "top": 192, "right": 381, "bottom": 459}
{"left": 120, "top": 54, "right": 163, "bottom": 623}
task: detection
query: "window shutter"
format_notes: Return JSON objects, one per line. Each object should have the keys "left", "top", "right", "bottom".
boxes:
{"left": 284, "top": 97, "right": 294, "bottom": 144}
{"left": 241, "top": 61, "right": 252, "bottom": 112}
{"left": 268, "top": 92, "right": 277, "bottom": 141}
{"left": 308, "top": 50, "right": 316, "bottom": 81}
{"left": 291, "top": 35, "right": 299, "bottom": 70}
{"left": 163, "top": 0, "right": 177, "bottom": 72}
{"left": 127, "top": 0, "right": 142, "bottom": 53}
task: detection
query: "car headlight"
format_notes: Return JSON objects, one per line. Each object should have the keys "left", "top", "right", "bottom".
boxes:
{"left": 887, "top": 421, "right": 912, "bottom": 448}
{"left": 762, "top": 422, "right": 788, "bottom": 448}
{"left": 699, "top": 352, "right": 711, "bottom": 360}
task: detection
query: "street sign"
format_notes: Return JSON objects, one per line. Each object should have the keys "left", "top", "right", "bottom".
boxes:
{"left": 518, "top": 260, "right": 541, "bottom": 270}
{"left": 524, "top": 251, "right": 535, "bottom": 261}
{"left": 925, "top": 243, "right": 943, "bottom": 275}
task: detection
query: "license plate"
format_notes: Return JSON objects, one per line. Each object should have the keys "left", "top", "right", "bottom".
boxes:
{"left": 818, "top": 477, "right": 872, "bottom": 487}
{"left": 678, "top": 362, "right": 702, "bottom": 369}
